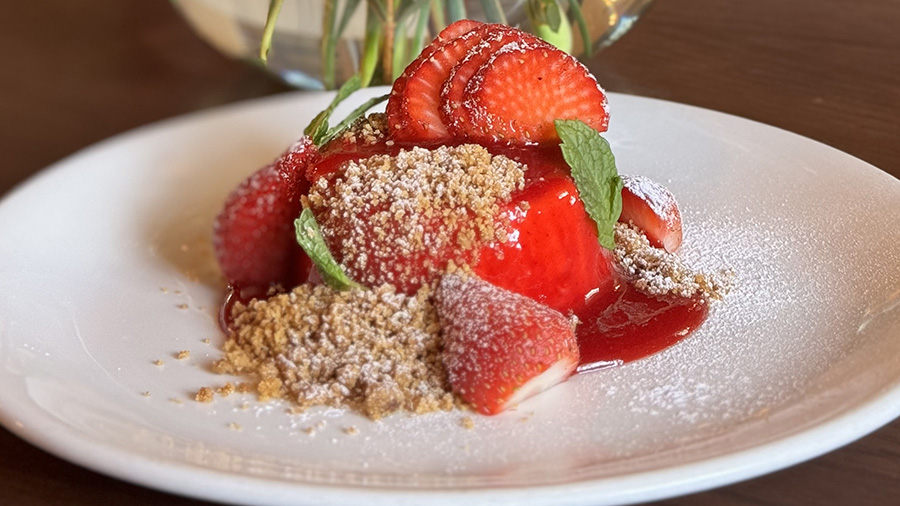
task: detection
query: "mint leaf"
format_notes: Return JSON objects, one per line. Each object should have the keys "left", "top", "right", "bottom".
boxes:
{"left": 319, "top": 93, "right": 389, "bottom": 147}
{"left": 294, "top": 208, "right": 362, "bottom": 291}
{"left": 304, "top": 74, "right": 362, "bottom": 146}
{"left": 303, "top": 74, "right": 389, "bottom": 148}
{"left": 555, "top": 119, "right": 622, "bottom": 250}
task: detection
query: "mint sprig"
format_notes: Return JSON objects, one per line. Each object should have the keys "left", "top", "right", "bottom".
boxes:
{"left": 304, "top": 75, "right": 361, "bottom": 144}
{"left": 555, "top": 119, "right": 623, "bottom": 250}
{"left": 302, "top": 74, "right": 388, "bottom": 148}
{"left": 294, "top": 208, "right": 362, "bottom": 291}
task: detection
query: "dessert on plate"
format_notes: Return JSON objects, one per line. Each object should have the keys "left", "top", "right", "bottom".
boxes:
{"left": 208, "top": 20, "right": 730, "bottom": 419}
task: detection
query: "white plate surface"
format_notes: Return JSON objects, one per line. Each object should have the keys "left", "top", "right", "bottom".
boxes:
{"left": 1, "top": 89, "right": 900, "bottom": 506}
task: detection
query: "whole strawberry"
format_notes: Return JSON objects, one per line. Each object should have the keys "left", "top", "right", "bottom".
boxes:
{"left": 213, "top": 137, "right": 317, "bottom": 287}
{"left": 436, "top": 273, "right": 579, "bottom": 415}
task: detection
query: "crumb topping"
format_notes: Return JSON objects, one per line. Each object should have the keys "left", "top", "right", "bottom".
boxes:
{"left": 213, "top": 283, "right": 458, "bottom": 420}
{"left": 339, "top": 113, "right": 388, "bottom": 146}
{"left": 308, "top": 144, "right": 525, "bottom": 287}
{"left": 614, "top": 223, "right": 733, "bottom": 300}
{"left": 195, "top": 387, "right": 214, "bottom": 403}
{"left": 622, "top": 175, "right": 679, "bottom": 221}
{"left": 203, "top": 142, "right": 735, "bottom": 421}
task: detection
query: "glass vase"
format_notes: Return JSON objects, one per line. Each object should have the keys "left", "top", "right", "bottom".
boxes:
{"left": 173, "top": 0, "right": 655, "bottom": 90}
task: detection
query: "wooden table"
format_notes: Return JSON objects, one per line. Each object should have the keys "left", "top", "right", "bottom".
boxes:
{"left": 1, "top": 0, "right": 898, "bottom": 504}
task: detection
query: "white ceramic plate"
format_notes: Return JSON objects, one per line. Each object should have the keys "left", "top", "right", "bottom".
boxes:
{"left": 1, "top": 89, "right": 900, "bottom": 506}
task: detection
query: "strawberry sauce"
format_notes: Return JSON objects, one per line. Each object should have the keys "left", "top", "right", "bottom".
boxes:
{"left": 575, "top": 283, "right": 708, "bottom": 372}
{"left": 220, "top": 141, "right": 712, "bottom": 371}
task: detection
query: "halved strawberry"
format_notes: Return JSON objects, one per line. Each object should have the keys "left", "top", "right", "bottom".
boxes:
{"left": 440, "top": 29, "right": 548, "bottom": 137}
{"left": 386, "top": 19, "right": 485, "bottom": 142}
{"left": 458, "top": 44, "right": 609, "bottom": 145}
{"left": 474, "top": 146, "right": 616, "bottom": 319}
{"left": 619, "top": 174, "right": 683, "bottom": 252}
{"left": 213, "top": 137, "right": 317, "bottom": 287}
{"left": 307, "top": 144, "right": 616, "bottom": 312}
{"left": 436, "top": 273, "right": 579, "bottom": 415}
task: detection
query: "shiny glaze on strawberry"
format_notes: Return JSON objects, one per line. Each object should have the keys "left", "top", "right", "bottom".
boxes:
{"left": 221, "top": 139, "right": 707, "bottom": 367}
{"left": 474, "top": 145, "right": 616, "bottom": 322}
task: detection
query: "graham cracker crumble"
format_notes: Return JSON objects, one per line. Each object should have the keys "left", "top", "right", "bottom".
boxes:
{"left": 614, "top": 223, "right": 733, "bottom": 300}
{"left": 211, "top": 283, "right": 459, "bottom": 420}
{"left": 339, "top": 113, "right": 388, "bottom": 146}
{"left": 308, "top": 144, "right": 525, "bottom": 288}
{"left": 197, "top": 145, "right": 734, "bottom": 422}
{"left": 216, "top": 382, "right": 235, "bottom": 397}
{"left": 195, "top": 387, "right": 214, "bottom": 403}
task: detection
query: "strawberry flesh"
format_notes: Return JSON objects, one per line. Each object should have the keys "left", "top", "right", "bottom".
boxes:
{"left": 440, "top": 29, "right": 549, "bottom": 138}
{"left": 386, "top": 19, "right": 486, "bottom": 142}
{"left": 475, "top": 146, "right": 616, "bottom": 320}
{"left": 460, "top": 44, "right": 609, "bottom": 144}
{"left": 437, "top": 273, "right": 579, "bottom": 415}
{"left": 619, "top": 174, "right": 683, "bottom": 252}
{"left": 307, "top": 142, "right": 617, "bottom": 314}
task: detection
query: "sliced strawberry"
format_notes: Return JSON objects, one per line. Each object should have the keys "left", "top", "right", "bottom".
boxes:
{"left": 441, "top": 29, "right": 549, "bottom": 137}
{"left": 474, "top": 146, "right": 616, "bottom": 319}
{"left": 619, "top": 174, "right": 683, "bottom": 252}
{"left": 459, "top": 44, "right": 609, "bottom": 144}
{"left": 386, "top": 19, "right": 485, "bottom": 141}
{"left": 213, "top": 137, "right": 317, "bottom": 287}
{"left": 436, "top": 273, "right": 579, "bottom": 415}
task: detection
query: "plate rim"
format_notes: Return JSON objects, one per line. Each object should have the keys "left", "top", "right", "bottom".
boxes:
{"left": 1, "top": 89, "right": 899, "bottom": 506}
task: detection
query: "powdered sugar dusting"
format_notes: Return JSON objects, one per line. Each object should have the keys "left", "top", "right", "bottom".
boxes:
{"left": 622, "top": 174, "right": 679, "bottom": 222}
{"left": 308, "top": 144, "right": 525, "bottom": 289}
{"left": 614, "top": 222, "right": 732, "bottom": 299}
{"left": 213, "top": 283, "right": 458, "bottom": 420}
{"left": 436, "top": 273, "right": 578, "bottom": 397}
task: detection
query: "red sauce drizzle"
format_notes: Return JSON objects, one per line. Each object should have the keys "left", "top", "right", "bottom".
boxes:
{"left": 222, "top": 140, "right": 711, "bottom": 371}
{"left": 220, "top": 279, "right": 710, "bottom": 371}
{"left": 575, "top": 282, "right": 709, "bottom": 373}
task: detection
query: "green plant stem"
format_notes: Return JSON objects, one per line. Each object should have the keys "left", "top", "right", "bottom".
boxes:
{"left": 567, "top": 0, "right": 593, "bottom": 57}
{"left": 390, "top": 0, "right": 431, "bottom": 79}
{"left": 392, "top": 22, "right": 408, "bottom": 79}
{"left": 382, "top": 0, "right": 396, "bottom": 83}
{"left": 321, "top": 0, "right": 339, "bottom": 89}
{"left": 480, "top": 0, "right": 507, "bottom": 24}
{"left": 337, "top": 0, "right": 363, "bottom": 34}
{"left": 360, "top": 1, "right": 383, "bottom": 86}
{"left": 411, "top": 2, "right": 431, "bottom": 58}
{"left": 430, "top": 0, "right": 446, "bottom": 32}
{"left": 259, "top": 0, "right": 285, "bottom": 63}
{"left": 367, "top": 0, "right": 387, "bottom": 20}
{"left": 447, "top": 0, "right": 466, "bottom": 23}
